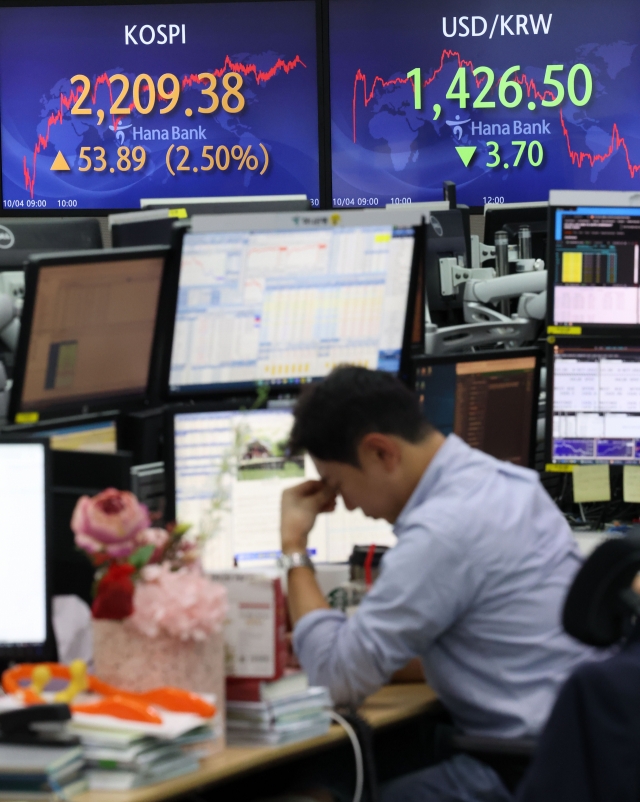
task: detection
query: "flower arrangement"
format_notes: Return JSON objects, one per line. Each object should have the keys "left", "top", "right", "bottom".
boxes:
{"left": 72, "top": 488, "right": 227, "bottom": 641}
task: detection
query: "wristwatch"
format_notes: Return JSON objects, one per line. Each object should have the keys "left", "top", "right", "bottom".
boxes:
{"left": 277, "top": 551, "right": 315, "bottom": 572}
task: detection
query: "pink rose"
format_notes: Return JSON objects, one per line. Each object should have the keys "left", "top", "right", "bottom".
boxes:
{"left": 72, "top": 488, "right": 150, "bottom": 559}
{"left": 136, "top": 527, "right": 170, "bottom": 563}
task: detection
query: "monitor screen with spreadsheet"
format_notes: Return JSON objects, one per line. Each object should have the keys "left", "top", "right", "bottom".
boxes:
{"left": 168, "top": 224, "right": 416, "bottom": 394}
{"left": 0, "top": 440, "right": 51, "bottom": 659}
{"left": 412, "top": 350, "right": 540, "bottom": 468}
{"left": 10, "top": 247, "right": 168, "bottom": 421}
{"left": 167, "top": 407, "right": 396, "bottom": 569}
{"left": 548, "top": 340, "right": 640, "bottom": 465}
{"left": 551, "top": 205, "right": 640, "bottom": 329}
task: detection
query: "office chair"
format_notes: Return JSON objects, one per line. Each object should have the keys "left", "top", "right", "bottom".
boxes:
{"left": 516, "top": 535, "right": 640, "bottom": 801}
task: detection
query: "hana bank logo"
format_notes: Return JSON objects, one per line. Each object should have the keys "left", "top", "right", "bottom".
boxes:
{"left": 0, "top": 226, "right": 15, "bottom": 250}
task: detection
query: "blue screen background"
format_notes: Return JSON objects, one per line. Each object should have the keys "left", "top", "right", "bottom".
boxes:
{"left": 0, "top": 2, "right": 320, "bottom": 210}
{"left": 329, "top": 0, "right": 640, "bottom": 207}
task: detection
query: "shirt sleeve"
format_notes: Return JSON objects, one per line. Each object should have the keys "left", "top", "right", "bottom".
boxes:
{"left": 292, "top": 518, "right": 480, "bottom": 707}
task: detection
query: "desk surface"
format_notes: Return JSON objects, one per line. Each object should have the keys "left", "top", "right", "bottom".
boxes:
{"left": 78, "top": 684, "right": 438, "bottom": 802}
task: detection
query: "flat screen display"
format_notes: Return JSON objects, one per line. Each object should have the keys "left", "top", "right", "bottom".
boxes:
{"left": 169, "top": 224, "right": 415, "bottom": 393}
{"left": 329, "top": 0, "right": 640, "bottom": 208}
{"left": 0, "top": 443, "right": 47, "bottom": 648}
{"left": 414, "top": 354, "right": 538, "bottom": 467}
{"left": 0, "top": 1, "right": 320, "bottom": 211}
{"left": 18, "top": 256, "right": 164, "bottom": 414}
{"left": 550, "top": 342, "right": 640, "bottom": 464}
{"left": 552, "top": 206, "right": 640, "bottom": 327}
{"left": 173, "top": 408, "right": 396, "bottom": 568}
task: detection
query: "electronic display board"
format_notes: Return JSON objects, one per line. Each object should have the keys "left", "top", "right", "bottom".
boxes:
{"left": 0, "top": 1, "right": 320, "bottom": 211}
{"left": 329, "top": 0, "right": 640, "bottom": 207}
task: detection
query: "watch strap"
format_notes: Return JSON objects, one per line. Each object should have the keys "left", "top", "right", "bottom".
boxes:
{"left": 278, "top": 551, "right": 315, "bottom": 572}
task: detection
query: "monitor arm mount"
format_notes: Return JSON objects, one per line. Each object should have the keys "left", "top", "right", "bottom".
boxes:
{"left": 0, "top": 273, "right": 24, "bottom": 418}
{"left": 426, "top": 240, "right": 546, "bottom": 356}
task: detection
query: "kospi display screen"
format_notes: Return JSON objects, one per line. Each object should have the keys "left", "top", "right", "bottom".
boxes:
{"left": 329, "top": 0, "right": 640, "bottom": 208}
{"left": 0, "top": 1, "right": 320, "bottom": 211}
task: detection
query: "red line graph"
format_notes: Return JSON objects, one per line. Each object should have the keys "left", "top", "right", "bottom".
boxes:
{"left": 23, "top": 54, "right": 305, "bottom": 198}
{"left": 352, "top": 49, "right": 640, "bottom": 180}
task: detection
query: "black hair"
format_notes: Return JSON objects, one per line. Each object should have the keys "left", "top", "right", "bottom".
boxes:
{"left": 288, "top": 366, "right": 432, "bottom": 466}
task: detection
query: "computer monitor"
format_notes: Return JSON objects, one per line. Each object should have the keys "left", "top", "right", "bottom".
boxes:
{"left": 0, "top": 218, "right": 102, "bottom": 269}
{"left": 0, "top": 437, "right": 53, "bottom": 663}
{"left": 484, "top": 202, "right": 549, "bottom": 263}
{"left": 140, "top": 196, "right": 311, "bottom": 215}
{"left": 424, "top": 209, "right": 470, "bottom": 322}
{"left": 188, "top": 206, "right": 426, "bottom": 234}
{"left": 10, "top": 246, "right": 172, "bottom": 421}
{"left": 0, "top": 2, "right": 321, "bottom": 211}
{"left": 547, "top": 338, "right": 640, "bottom": 465}
{"left": 549, "top": 191, "right": 640, "bottom": 331}
{"left": 412, "top": 349, "right": 540, "bottom": 467}
{"left": 111, "top": 196, "right": 313, "bottom": 248}
{"left": 168, "top": 220, "right": 420, "bottom": 395}
{"left": 166, "top": 405, "right": 397, "bottom": 569}
{"left": 109, "top": 210, "right": 176, "bottom": 249}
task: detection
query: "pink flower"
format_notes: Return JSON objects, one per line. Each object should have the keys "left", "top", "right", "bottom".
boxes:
{"left": 72, "top": 488, "right": 150, "bottom": 559}
{"left": 129, "top": 563, "right": 228, "bottom": 641}
{"left": 136, "top": 528, "right": 170, "bottom": 563}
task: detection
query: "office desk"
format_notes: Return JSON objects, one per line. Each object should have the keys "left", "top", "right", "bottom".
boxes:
{"left": 78, "top": 684, "right": 438, "bottom": 802}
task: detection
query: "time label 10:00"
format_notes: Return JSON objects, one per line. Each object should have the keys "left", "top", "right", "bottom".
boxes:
{"left": 407, "top": 63, "right": 592, "bottom": 110}
{"left": 70, "top": 71, "right": 245, "bottom": 118}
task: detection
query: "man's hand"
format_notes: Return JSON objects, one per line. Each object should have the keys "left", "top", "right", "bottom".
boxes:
{"left": 281, "top": 480, "right": 337, "bottom": 554}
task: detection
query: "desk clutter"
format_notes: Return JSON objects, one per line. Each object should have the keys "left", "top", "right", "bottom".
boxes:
{"left": 0, "top": 662, "right": 222, "bottom": 796}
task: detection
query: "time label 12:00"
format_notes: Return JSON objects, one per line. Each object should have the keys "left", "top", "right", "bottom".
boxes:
{"left": 70, "top": 71, "right": 245, "bottom": 121}
{"left": 407, "top": 63, "right": 593, "bottom": 111}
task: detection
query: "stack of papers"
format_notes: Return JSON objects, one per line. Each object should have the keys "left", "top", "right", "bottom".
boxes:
{"left": 70, "top": 713, "right": 222, "bottom": 790}
{"left": 0, "top": 744, "right": 86, "bottom": 800}
{"left": 226, "top": 687, "right": 332, "bottom": 746}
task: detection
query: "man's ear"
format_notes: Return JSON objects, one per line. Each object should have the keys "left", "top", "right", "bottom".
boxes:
{"left": 358, "top": 433, "right": 401, "bottom": 472}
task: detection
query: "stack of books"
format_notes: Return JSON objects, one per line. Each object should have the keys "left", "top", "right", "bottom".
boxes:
{"left": 71, "top": 721, "right": 221, "bottom": 791}
{"left": 0, "top": 744, "right": 86, "bottom": 800}
{"left": 226, "top": 675, "right": 332, "bottom": 746}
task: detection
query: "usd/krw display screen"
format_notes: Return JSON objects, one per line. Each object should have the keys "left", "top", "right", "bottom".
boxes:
{"left": 329, "top": 0, "right": 640, "bottom": 208}
{"left": 0, "top": 2, "right": 320, "bottom": 211}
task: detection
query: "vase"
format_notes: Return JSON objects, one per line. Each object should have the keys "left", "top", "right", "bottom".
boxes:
{"left": 92, "top": 619, "right": 225, "bottom": 748}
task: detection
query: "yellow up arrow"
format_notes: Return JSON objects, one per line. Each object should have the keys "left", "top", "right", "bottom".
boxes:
{"left": 50, "top": 151, "right": 71, "bottom": 171}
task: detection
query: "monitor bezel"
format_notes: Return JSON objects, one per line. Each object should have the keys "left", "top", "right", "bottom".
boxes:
{"left": 0, "top": 436, "right": 56, "bottom": 664}
{"left": 547, "top": 201, "right": 640, "bottom": 335}
{"left": 545, "top": 334, "right": 640, "bottom": 466}
{"left": 410, "top": 346, "right": 542, "bottom": 470}
{"left": 9, "top": 244, "right": 172, "bottom": 422}
{"left": 0, "top": 0, "right": 328, "bottom": 215}
{"left": 164, "top": 219, "right": 425, "bottom": 401}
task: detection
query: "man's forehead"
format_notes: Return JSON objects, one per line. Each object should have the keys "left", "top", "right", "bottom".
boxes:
{"left": 311, "top": 456, "right": 343, "bottom": 482}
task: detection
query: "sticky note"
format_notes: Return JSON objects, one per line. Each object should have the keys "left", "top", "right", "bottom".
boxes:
{"left": 545, "top": 464, "right": 573, "bottom": 473}
{"left": 547, "top": 326, "right": 582, "bottom": 336}
{"left": 623, "top": 466, "right": 640, "bottom": 503}
{"left": 14, "top": 412, "right": 39, "bottom": 424}
{"left": 572, "top": 464, "right": 611, "bottom": 503}
{"left": 168, "top": 208, "right": 188, "bottom": 219}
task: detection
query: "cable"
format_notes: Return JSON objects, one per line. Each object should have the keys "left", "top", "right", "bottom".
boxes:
{"left": 329, "top": 710, "right": 364, "bottom": 802}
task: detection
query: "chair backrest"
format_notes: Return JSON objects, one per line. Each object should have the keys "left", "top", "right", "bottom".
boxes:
{"left": 563, "top": 535, "right": 640, "bottom": 647}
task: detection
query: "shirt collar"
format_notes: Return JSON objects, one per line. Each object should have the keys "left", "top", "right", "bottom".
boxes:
{"left": 393, "top": 434, "right": 466, "bottom": 535}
